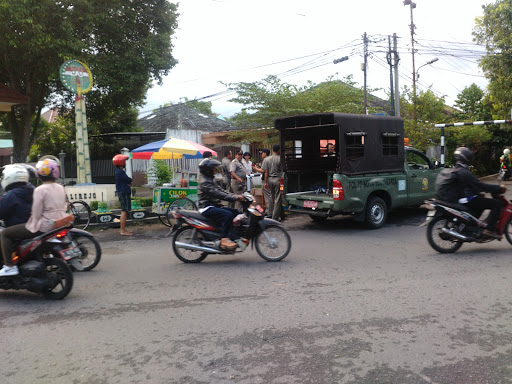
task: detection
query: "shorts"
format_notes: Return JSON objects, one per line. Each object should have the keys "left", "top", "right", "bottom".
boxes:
{"left": 118, "top": 193, "right": 131, "bottom": 212}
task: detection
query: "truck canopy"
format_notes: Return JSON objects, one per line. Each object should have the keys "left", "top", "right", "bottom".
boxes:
{"left": 275, "top": 113, "right": 404, "bottom": 175}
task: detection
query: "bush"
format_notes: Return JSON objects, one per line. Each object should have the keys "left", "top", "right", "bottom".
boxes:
{"left": 89, "top": 201, "right": 99, "bottom": 211}
{"left": 148, "top": 160, "right": 177, "bottom": 185}
{"left": 139, "top": 198, "right": 153, "bottom": 207}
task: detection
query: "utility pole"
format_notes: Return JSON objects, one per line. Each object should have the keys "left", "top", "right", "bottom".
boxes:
{"left": 393, "top": 33, "right": 400, "bottom": 117}
{"left": 363, "top": 32, "right": 368, "bottom": 115}
{"left": 387, "top": 35, "right": 395, "bottom": 116}
{"left": 404, "top": 0, "right": 417, "bottom": 120}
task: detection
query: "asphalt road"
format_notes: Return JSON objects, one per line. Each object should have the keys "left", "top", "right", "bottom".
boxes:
{"left": 2, "top": 177, "right": 512, "bottom": 383}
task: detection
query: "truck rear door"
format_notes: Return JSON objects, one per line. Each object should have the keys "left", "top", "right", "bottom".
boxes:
{"left": 405, "top": 148, "right": 438, "bottom": 205}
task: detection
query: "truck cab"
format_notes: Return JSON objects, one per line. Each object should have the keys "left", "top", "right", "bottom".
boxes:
{"left": 276, "top": 113, "right": 440, "bottom": 228}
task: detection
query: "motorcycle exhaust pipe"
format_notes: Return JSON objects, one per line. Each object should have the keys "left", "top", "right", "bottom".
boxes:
{"left": 174, "top": 241, "right": 222, "bottom": 254}
{"left": 441, "top": 228, "right": 468, "bottom": 241}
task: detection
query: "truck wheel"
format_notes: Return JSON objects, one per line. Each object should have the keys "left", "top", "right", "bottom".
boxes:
{"left": 365, "top": 197, "right": 387, "bottom": 229}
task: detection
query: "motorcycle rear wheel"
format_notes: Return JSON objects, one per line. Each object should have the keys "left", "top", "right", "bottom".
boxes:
{"left": 426, "top": 216, "right": 463, "bottom": 253}
{"left": 42, "top": 258, "right": 74, "bottom": 300}
{"left": 172, "top": 227, "right": 208, "bottom": 263}
{"left": 255, "top": 225, "right": 291, "bottom": 261}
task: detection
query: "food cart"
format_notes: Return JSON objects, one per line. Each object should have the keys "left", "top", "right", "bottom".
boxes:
{"left": 152, "top": 171, "right": 199, "bottom": 215}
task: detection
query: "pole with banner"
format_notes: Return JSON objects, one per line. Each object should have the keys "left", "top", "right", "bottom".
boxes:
{"left": 59, "top": 60, "right": 93, "bottom": 183}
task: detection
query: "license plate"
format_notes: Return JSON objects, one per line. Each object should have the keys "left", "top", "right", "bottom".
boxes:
{"left": 303, "top": 200, "right": 318, "bottom": 209}
{"left": 427, "top": 210, "right": 436, "bottom": 217}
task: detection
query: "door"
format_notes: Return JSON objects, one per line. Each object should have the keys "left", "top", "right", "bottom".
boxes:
{"left": 406, "top": 149, "right": 437, "bottom": 205}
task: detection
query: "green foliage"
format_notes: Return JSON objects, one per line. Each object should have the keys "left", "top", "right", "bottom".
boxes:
{"left": 89, "top": 201, "right": 99, "bottom": 211}
{"left": 399, "top": 87, "right": 447, "bottom": 152}
{"left": 0, "top": 0, "right": 179, "bottom": 162}
{"left": 223, "top": 75, "right": 387, "bottom": 143}
{"left": 474, "top": 0, "right": 512, "bottom": 118}
{"left": 453, "top": 84, "right": 493, "bottom": 121}
{"left": 139, "top": 198, "right": 153, "bottom": 207}
{"left": 148, "top": 160, "right": 176, "bottom": 186}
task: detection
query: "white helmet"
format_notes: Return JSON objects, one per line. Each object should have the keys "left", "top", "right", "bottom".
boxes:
{"left": 1, "top": 164, "right": 29, "bottom": 190}
{"left": 504, "top": 149, "right": 510, "bottom": 155}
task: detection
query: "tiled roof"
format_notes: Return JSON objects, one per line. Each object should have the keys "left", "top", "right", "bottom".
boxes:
{"left": 137, "top": 104, "right": 237, "bottom": 133}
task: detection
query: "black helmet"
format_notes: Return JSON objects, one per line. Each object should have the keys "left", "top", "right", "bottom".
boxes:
{"left": 454, "top": 147, "right": 473, "bottom": 165}
{"left": 199, "top": 158, "right": 221, "bottom": 177}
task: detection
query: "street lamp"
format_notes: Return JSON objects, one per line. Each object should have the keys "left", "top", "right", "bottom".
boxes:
{"left": 416, "top": 58, "right": 438, "bottom": 80}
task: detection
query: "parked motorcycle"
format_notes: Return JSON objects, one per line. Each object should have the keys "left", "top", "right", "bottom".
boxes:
{"left": 424, "top": 193, "right": 512, "bottom": 253}
{"left": 0, "top": 226, "right": 74, "bottom": 299}
{"left": 66, "top": 228, "right": 102, "bottom": 271}
{"left": 170, "top": 193, "right": 291, "bottom": 263}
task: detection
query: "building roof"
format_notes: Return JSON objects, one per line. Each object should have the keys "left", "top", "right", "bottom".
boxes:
{"left": 137, "top": 104, "right": 237, "bottom": 133}
{"left": 0, "top": 84, "right": 29, "bottom": 112}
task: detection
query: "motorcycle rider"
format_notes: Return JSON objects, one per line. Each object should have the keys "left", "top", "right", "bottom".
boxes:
{"left": 198, "top": 158, "right": 244, "bottom": 250}
{"left": 435, "top": 147, "right": 505, "bottom": 239}
{"left": 0, "top": 164, "right": 34, "bottom": 228}
{"left": 500, "top": 148, "right": 512, "bottom": 168}
{"left": 0, "top": 158, "right": 68, "bottom": 276}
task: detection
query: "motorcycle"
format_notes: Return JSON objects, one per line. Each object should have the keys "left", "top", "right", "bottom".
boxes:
{"left": 170, "top": 192, "right": 291, "bottom": 263}
{"left": 0, "top": 226, "right": 74, "bottom": 299}
{"left": 424, "top": 193, "right": 512, "bottom": 253}
{"left": 497, "top": 164, "right": 511, "bottom": 181}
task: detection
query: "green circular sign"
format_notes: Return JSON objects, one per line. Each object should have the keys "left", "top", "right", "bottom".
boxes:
{"left": 59, "top": 60, "right": 93, "bottom": 94}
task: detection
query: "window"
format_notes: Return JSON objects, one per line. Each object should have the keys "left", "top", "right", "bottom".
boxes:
{"left": 320, "top": 139, "right": 336, "bottom": 157}
{"left": 284, "top": 140, "right": 302, "bottom": 159}
{"left": 406, "top": 151, "right": 431, "bottom": 170}
{"left": 345, "top": 132, "right": 366, "bottom": 160}
{"left": 382, "top": 133, "right": 400, "bottom": 156}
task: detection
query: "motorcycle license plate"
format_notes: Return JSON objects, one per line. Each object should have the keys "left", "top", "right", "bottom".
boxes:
{"left": 59, "top": 246, "right": 81, "bottom": 260}
{"left": 427, "top": 210, "right": 436, "bottom": 217}
{"left": 303, "top": 200, "right": 318, "bottom": 209}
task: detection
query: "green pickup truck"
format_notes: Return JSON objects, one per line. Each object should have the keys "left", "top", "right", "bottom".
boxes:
{"left": 276, "top": 113, "right": 441, "bottom": 228}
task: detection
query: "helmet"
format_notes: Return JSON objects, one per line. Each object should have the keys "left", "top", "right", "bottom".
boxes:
{"left": 1, "top": 164, "right": 29, "bottom": 190}
{"left": 113, "top": 154, "right": 129, "bottom": 167}
{"left": 199, "top": 158, "right": 221, "bottom": 177}
{"left": 454, "top": 147, "right": 474, "bottom": 165}
{"left": 504, "top": 149, "right": 510, "bottom": 155}
{"left": 36, "top": 158, "right": 60, "bottom": 179}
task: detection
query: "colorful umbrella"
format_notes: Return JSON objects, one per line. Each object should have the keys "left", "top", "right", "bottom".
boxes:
{"left": 131, "top": 138, "right": 217, "bottom": 160}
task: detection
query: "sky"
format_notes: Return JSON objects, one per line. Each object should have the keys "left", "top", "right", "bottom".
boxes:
{"left": 141, "top": 0, "right": 491, "bottom": 119}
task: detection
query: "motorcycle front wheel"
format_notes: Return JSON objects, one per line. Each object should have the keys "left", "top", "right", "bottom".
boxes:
{"left": 255, "top": 225, "right": 291, "bottom": 261}
{"left": 72, "top": 234, "right": 102, "bottom": 271}
{"left": 426, "top": 216, "right": 463, "bottom": 253}
{"left": 42, "top": 258, "right": 74, "bottom": 300}
{"left": 504, "top": 219, "right": 512, "bottom": 245}
{"left": 172, "top": 227, "right": 208, "bottom": 263}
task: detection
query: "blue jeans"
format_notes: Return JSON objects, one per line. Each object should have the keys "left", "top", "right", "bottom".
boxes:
{"left": 202, "top": 207, "right": 239, "bottom": 239}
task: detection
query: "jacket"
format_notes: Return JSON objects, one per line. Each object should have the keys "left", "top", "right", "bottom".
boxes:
{"left": 436, "top": 163, "right": 502, "bottom": 203}
{"left": 115, "top": 167, "right": 132, "bottom": 195}
{"left": 198, "top": 174, "right": 239, "bottom": 209}
{"left": 0, "top": 182, "right": 34, "bottom": 227}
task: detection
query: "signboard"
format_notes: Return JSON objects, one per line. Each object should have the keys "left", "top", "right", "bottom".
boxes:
{"left": 59, "top": 60, "right": 93, "bottom": 94}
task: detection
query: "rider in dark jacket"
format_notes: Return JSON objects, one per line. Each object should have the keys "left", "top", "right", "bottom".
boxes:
{"left": 0, "top": 165, "right": 34, "bottom": 228}
{"left": 435, "top": 147, "right": 505, "bottom": 239}
{"left": 198, "top": 158, "right": 244, "bottom": 250}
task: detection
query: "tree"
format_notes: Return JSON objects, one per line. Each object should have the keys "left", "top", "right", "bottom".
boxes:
{"left": 0, "top": 0, "right": 179, "bottom": 162}
{"left": 224, "top": 75, "right": 385, "bottom": 143}
{"left": 399, "top": 87, "right": 447, "bottom": 152}
{"left": 453, "top": 84, "right": 492, "bottom": 121}
{"left": 474, "top": 0, "right": 512, "bottom": 118}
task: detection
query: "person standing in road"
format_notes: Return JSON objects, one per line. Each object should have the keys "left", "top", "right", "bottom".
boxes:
{"left": 113, "top": 154, "right": 133, "bottom": 236}
{"left": 230, "top": 150, "right": 246, "bottom": 211}
{"left": 262, "top": 144, "right": 283, "bottom": 221}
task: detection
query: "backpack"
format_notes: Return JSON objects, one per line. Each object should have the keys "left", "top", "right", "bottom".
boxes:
{"left": 435, "top": 167, "right": 461, "bottom": 202}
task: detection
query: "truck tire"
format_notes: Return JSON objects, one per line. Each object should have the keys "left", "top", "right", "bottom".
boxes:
{"left": 365, "top": 197, "right": 387, "bottom": 229}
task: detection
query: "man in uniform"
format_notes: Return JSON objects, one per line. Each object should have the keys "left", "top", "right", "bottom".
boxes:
{"left": 253, "top": 149, "right": 271, "bottom": 217}
{"left": 221, "top": 150, "right": 232, "bottom": 191}
{"left": 230, "top": 150, "right": 246, "bottom": 211}
{"left": 262, "top": 144, "right": 283, "bottom": 221}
